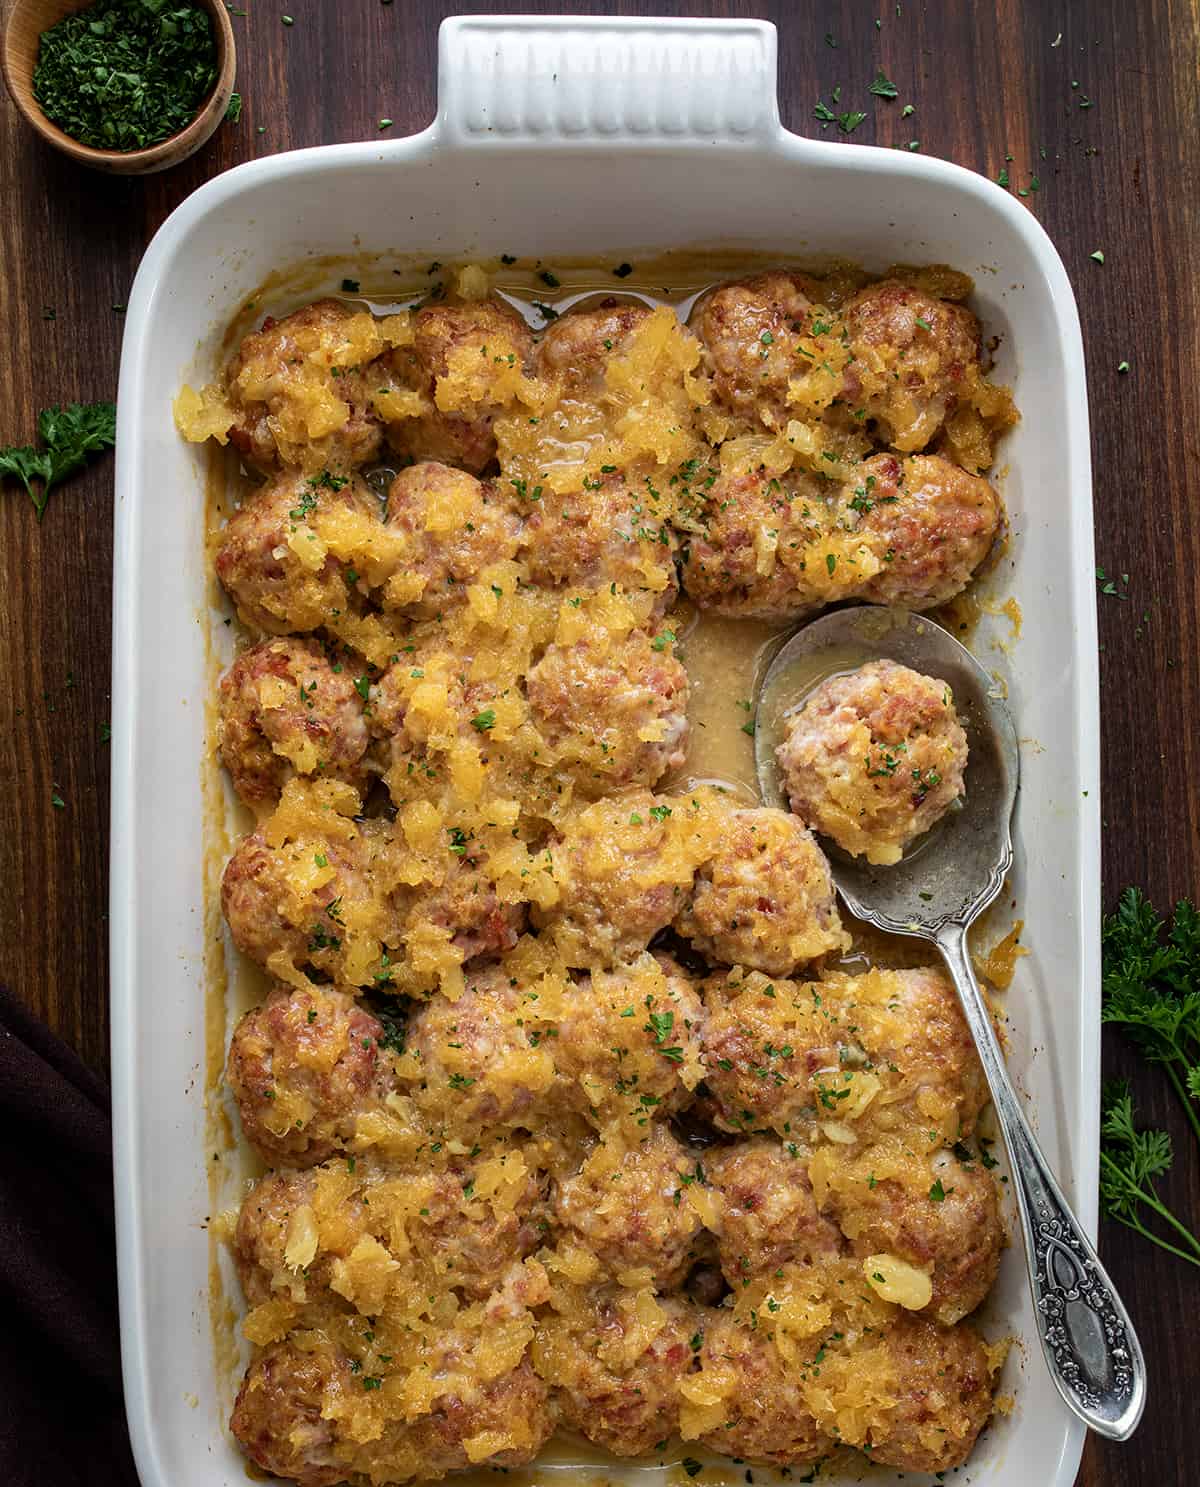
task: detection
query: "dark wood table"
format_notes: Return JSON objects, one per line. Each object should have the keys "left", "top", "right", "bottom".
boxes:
{"left": 1, "top": 2, "right": 1195, "bottom": 1481}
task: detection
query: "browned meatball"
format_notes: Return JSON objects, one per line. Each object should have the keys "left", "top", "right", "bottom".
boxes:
{"left": 554, "top": 1123, "right": 707, "bottom": 1288}
{"left": 217, "top": 636, "right": 370, "bottom": 807}
{"left": 675, "top": 807, "right": 848, "bottom": 975}
{"left": 533, "top": 1290, "right": 698, "bottom": 1456}
{"left": 818, "top": 965, "right": 990, "bottom": 1144}
{"left": 843, "top": 452, "right": 1002, "bottom": 610}
{"left": 399, "top": 960, "right": 565, "bottom": 1130}
{"left": 693, "top": 270, "right": 825, "bottom": 434}
{"left": 214, "top": 469, "right": 379, "bottom": 635}
{"left": 527, "top": 627, "right": 689, "bottom": 798}
{"left": 519, "top": 469, "right": 679, "bottom": 608}
{"left": 861, "top": 1317, "right": 997, "bottom": 1472}
{"left": 381, "top": 297, "right": 535, "bottom": 473}
{"left": 702, "top": 965, "right": 989, "bottom": 1147}
{"left": 224, "top": 298, "right": 386, "bottom": 474}
{"left": 536, "top": 299, "right": 654, "bottom": 394}
{"left": 696, "top": 1312, "right": 833, "bottom": 1467}
{"left": 235, "top": 1150, "right": 545, "bottom": 1307}
{"left": 532, "top": 792, "right": 712, "bottom": 966}
{"left": 234, "top": 1167, "right": 351, "bottom": 1307}
{"left": 679, "top": 465, "right": 861, "bottom": 620}
{"left": 679, "top": 464, "right": 816, "bottom": 620}
{"left": 230, "top": 1341, "right": 352, "bottom": 1487}
{"left": 374, "top": 806, "right": 529, "bottom": 988}
{"left": 367, "top": 640, "right": 512, "bottom": 786}
{"left": 776, "top": 658, "right": 969, "bottom": 865}
{"left": 703, "top": 1139, "right": 844, "bottom": 1286}
{"left": 381, "top": 461, "right": 523, "bottom": 615}
{"left": 394, "top": 853, "right": 527, "bottom": 972}
{"left": 220, "top": 823, "right": 379, "bottom": 985}
{"left": 842, "top": 279, "right": 981, "bottom": 452}
{"left": 390, "top": 1357, "right": 555, "bottom": 1475}
{"left": 701, "top": 967, "right": 837, "bottom": 1138}
{"left": 555, "top": 952, "right": 705, "bottom": 1124}
{"left": 827, "top": 1148, "right": 1003, "bottom": 1324}
{"left": 226, "top": 983, "right": 390, "bottom": 1167}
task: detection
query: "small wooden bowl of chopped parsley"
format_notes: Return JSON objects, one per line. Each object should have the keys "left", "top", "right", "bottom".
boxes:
{"left": 2, "top": 0, "right": 235, "bottom": 174}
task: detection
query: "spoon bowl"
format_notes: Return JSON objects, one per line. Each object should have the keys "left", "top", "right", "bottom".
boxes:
{"left": 754, "top": 605, "right": 1019, "bottom": 936}
{"left": 754, "top": 603, "right": 1146, "bottom": 1444}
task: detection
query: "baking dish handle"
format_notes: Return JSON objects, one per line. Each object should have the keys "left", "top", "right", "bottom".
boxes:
{"left": 436, "top": 16, "right": 780, "bottom": 147}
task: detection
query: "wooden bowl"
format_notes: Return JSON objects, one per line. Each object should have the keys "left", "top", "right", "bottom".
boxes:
{"left": 2, "top": 0, "right": 236, "bottom": 174}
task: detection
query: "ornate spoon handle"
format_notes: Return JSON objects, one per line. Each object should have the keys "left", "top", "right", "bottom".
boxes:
{"left": 936, "top": 922, "right": 1146, "bottom": 1441}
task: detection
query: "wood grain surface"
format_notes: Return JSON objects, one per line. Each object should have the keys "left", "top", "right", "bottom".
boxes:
{"left": 0, "top": 2, "right": 1195, "bottom": 1482}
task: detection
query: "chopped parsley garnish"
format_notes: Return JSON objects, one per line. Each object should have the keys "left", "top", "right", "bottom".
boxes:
{"left": 311, "top": 468, "right": 348, "bottom": 491}
{"left": 470, "top": 708, "right": 497, "bottom": 732}
{"left": 868, "top": 69, "right": 898, "bottom": 99}
{"left": 33, "top": 0, "right": 218, "bottom": 152}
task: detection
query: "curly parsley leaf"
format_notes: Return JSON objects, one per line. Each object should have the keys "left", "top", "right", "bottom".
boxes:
{"left": 1100, "top": 891, "right": 1200, "bottom": 1267}
{"left": 1099, "top": 1080, "right": 1200, "bottom": 1266}
{"left": 1, "top": 402, "right": 116, "bottom": 520}
{"left": 1102, "top": 889, "right": 1200, "bottom": 1144}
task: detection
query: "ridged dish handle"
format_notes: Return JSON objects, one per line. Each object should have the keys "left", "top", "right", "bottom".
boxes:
{"left": 436, "top": 16, "right": 779, "bottom": 145}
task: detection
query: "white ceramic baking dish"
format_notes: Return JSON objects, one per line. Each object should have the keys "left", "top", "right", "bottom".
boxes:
{"left": 111, "top": 15, "right": 1099, "bottom": 1487}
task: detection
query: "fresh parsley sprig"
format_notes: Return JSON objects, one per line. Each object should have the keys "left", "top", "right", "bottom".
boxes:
{"left": 1102, "top": 887, "right": 1200, "bottom": 1146}
{"left": 1100, "top": 889, "right": 1200, "bottom": 1265}
{"left": 1099, "top": 1081, "right": 1200, "bottom": 1267}
{"left": 0, "top": 402, "right": 116, "bottom": 520}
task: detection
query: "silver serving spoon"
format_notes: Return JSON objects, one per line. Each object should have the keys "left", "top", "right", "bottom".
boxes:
{"left": 754, "top": 604, "right": 1146, "bottom": 1443}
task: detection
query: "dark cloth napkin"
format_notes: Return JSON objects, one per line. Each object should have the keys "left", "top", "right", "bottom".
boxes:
{"left": 0, "top": 985, "right": 139, "bottom": 1487}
